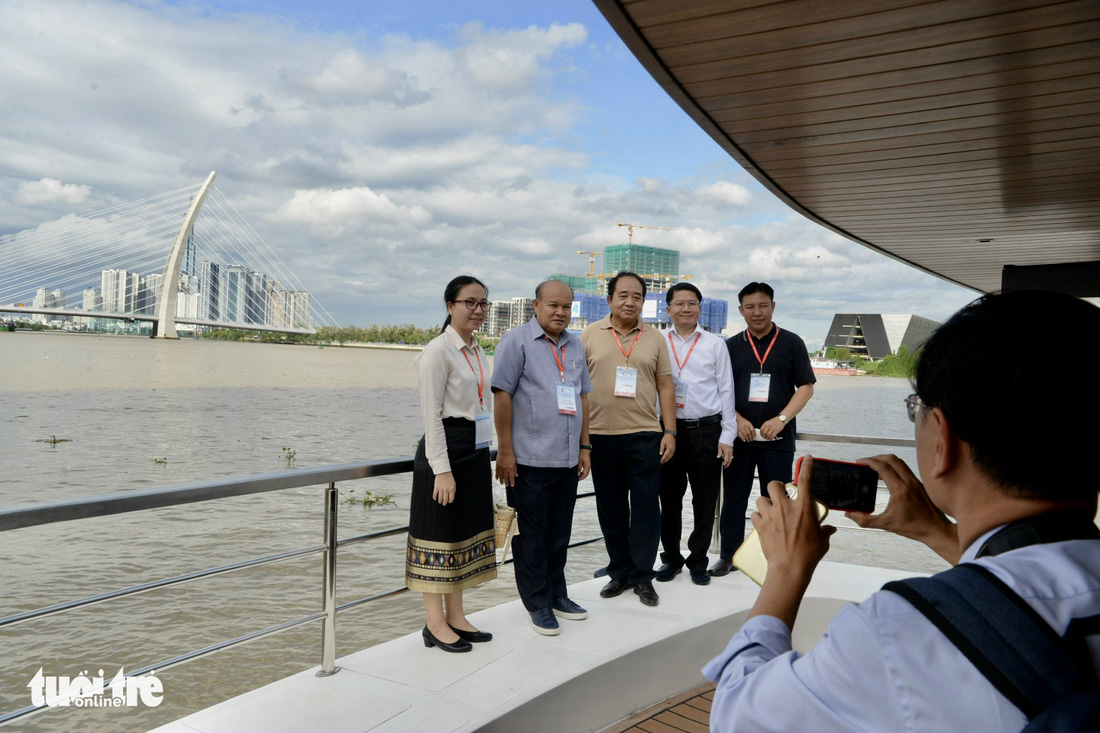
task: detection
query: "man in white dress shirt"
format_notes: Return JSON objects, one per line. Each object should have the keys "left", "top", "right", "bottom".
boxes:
{"left": 704, "top": 290, "right": 1100, "bottom": 731}
{"left": 654, "top": 283, "right": 735, "bottom": 586}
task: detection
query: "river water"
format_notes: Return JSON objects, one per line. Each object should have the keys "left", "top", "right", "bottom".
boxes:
{"left": 0, "top": 331, "right": 945, "bottom": 731}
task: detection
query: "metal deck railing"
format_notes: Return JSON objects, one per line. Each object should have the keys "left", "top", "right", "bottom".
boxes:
{"left": 0, "top": 431, "right": 913, "bottom": 726}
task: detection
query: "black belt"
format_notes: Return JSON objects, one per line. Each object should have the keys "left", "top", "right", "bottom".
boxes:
{"left": 677, "top": 414, "right": 722, "bottom": 429}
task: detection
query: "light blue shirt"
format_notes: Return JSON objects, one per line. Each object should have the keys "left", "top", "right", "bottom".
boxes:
{"left": 703, "top": 528, "right": 1100, "bottom": 732}
{"left": 491, "top": 318, "right": 593, "bottom": 468}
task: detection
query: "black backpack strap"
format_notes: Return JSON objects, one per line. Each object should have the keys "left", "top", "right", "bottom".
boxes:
{"left": 883, "top": 563, "right": 1090, "bottom": 719}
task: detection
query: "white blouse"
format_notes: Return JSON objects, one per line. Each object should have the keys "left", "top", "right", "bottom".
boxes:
{"left": 414, "top": 325, "right": 491, "bottom": 475}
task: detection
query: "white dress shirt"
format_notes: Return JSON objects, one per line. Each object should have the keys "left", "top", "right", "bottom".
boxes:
{"left": 666, "top": 325, "right": 736, "bottom": 445}
{"left": 415, "top": 325, "right": 491, "bottom": 475}
{"left": 702, "top": 528, "right": 1100, "bottom": 731}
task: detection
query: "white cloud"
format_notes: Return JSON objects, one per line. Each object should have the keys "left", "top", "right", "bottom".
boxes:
{"left": 0, "top": 0, "right": 976, "bottom": 337}
{"left": 274, "top": 187, "right": 432, "bottom": 234}
{"left": 16, "top": 178, "right": 91, "bottom": 205}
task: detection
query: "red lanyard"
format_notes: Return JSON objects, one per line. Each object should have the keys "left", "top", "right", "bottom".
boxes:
{"left": 668, "top": 331, "right": 701, "bottom": 375}
{"left": 461, "top": 347, "right": 485, "bottom": 407}
{"left": 747, "top": 326, "right": 780, "bottom": 372}
{"left": 612, "top": 324, "right": 643, "bottom": 364}
{"left": 546, "top": 338, "right": 567, "bottom": 382}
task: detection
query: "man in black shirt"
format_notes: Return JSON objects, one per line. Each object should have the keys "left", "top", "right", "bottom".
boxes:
{"left": 709, "top": 282, "right": 816, "bottom": 577}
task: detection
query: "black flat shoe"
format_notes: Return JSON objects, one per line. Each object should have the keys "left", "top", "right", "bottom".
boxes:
{"left": 600, "top": 576, "right": 631, "bottom": 598}
{"left": 690, "top": 567, "right": 711, "bottom": 585}
{"left": 708, "top": 557, "right": 734, "bottom": 577}
{"left": 423, "top": 625, "right": 472, "bottom": 653}
{"left": 634, "top": 581, "right": 659, "bottom": 606}
{"left": 654, "top": 563, "right": 681, "bottom": 582}
{"left": 449, "top": 624, "right": 492, "bottom": 643}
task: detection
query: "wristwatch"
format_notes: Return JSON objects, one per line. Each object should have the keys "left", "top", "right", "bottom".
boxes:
{"left": 664, "top": 429, "right": 677, "bottom": 437}
{"left": 778, "top": 414, "right": 788, "bottom": 423}
{"left": 580, "top": 444, "right": 593, "bottom": 451}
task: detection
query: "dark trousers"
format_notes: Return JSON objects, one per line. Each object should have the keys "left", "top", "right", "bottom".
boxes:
{"left": 590, "top": 432, "right": 662, "bottom": 585}
{"left": 658, "top": 421, "right": 722, "bottom": 572}
{"left": 719, "top": 447, "right": 794, "bottom": 560}
{"left": 506, "top": 465, "right": 578, "bottom": 612}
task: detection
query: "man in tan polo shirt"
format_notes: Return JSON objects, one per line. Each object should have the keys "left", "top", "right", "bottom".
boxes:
{"left": 580, "top": 272, "right": 677, "bottom": 607}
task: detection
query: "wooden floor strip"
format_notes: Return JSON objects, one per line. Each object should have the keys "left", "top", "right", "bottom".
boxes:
{"left": 604, "top": 681, "right": 715, "bottom": 732}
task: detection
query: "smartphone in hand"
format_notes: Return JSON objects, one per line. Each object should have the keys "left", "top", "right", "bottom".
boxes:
{"left": 796, "top": 456, "right": 879, "bottom": 514}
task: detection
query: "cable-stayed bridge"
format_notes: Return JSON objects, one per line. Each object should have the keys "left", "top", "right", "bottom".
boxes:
{"left": 0, "top": 172, "right": 337, "bottom": 338}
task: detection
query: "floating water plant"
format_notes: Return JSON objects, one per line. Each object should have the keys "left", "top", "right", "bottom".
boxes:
{"left": 35, "top": 435, "right": 72, "bottom": 447}
{"left": 342, "top": 489, "right": 395, "bottom": 509}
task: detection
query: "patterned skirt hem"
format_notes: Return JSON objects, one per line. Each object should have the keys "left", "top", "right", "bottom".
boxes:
{"left": 404, "top": 529, "right": 497, "bottom": 593}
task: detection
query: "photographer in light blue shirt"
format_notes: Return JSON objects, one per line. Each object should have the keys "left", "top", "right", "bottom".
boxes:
{"left": 704, "top": 290, "right": 1100, "bottom": 731}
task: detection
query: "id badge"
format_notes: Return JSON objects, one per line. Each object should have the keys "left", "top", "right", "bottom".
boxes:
{"left": 474, "top": 411, "right": 492, "bottom": 449}
{"left": 614, "top": 366, "right": 638, "bottom": 398}
{"left": 556, "top": 383, "right": 577, "bottom": 415}
{"left": 673, "top": 378, "right": 688, "bottom": 409}
{"left": 748, "top": 373, "right": 771, "bottom": 403}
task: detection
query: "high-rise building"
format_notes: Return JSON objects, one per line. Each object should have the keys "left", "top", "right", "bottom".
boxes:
{"left": 199, "top": 261, "right": 220, "bottom": 321}
{"left": 101, "top": 269, "right": 139, "bottom": 313}
{"left": 603, "top": 244, "right": 679, "bottom": 280}
{"left": 222, "top": 265, "right": 249, "bottom": 324}
{"left": 547, "top": 274, "right": 600, "bottom": 294}
{"left": 480, "top": 301, "right": 511, "bottom": 336}
{"left": 287, "top": 291, "right": 311, "bottom": 328}
{"left": 246, "top": 271, "right": 267, "bottom": 324}
{"left": 508, "top": 297, "right": 535, "bottom": 330}
{"left": 138, "top": 274, "right": 163, "bottom": 315}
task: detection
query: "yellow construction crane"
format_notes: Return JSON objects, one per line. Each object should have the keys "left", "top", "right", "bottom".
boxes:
{"left": 577, "top": 250, "right": 604, "bottom": 277}
{"left": 615, "top": 222, "right": 678, "bottom": 244}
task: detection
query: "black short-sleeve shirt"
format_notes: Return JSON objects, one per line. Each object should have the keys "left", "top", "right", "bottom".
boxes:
{"left": 727, "top": 324, "right": 816, "bottom": 452}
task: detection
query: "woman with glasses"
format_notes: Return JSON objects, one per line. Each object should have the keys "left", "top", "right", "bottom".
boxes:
{"left": 405, "top": 275, "right": 497, "bottom": 652}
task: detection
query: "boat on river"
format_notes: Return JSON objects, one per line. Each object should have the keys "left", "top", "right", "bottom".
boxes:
{"left": 2, "top": 2, "right": 1098, "bottom": 731}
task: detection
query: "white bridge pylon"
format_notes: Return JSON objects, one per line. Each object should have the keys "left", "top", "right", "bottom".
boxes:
{"left": 0, "top": 171, "right": 337, "bottom": 337}
{"left": 153, "top": 171, "right": 216, "bottom": 339}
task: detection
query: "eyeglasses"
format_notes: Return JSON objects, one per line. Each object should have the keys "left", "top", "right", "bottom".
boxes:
{"left": 904, "top": 393, "right": 926, "bottom": 423}
{"left": 455, "top": 299, "right": 492, "bottom": 312}
{"left": 670, "top": 300, "right": 700, "bottom": 309}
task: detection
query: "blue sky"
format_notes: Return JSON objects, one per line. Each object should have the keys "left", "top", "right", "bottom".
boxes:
{"left": 0, "top": 0, "right": 976, "bottom": 345}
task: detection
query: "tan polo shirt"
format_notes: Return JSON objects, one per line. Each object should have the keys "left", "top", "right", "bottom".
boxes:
{"left": 580, "top": 315, "right": 672, "bottom": 435}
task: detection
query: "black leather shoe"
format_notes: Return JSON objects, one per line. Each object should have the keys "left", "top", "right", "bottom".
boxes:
{"left": 708, "top": 557, "right": 734, "bottom": 577}
{"left": 593, "top": 566, "right": 609, "bottom": 578}
{"left": 423, "top": 625, "right": 472, "bottom": 653}
{"left": 634, "top": 581, "right": 659, "bottom": 606}
{"left": 600, "top": 576, "right": 631, "bottom": 598}
{"left": 654, "top": 563, "right": 681, "bottom": 582}
{"left": 449, "top": 624, "right": 492, "bottom": 643}
{"left": 690, "top": 567, "right": 711, "bottom": 585}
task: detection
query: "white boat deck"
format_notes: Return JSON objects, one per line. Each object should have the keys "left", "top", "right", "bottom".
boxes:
{"left": 152, "top": 561, "right": 917, "bottom": 733}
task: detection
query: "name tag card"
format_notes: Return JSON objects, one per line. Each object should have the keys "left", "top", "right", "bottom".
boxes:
{"left": 748, "top": 373, "right": 771, "bottom": 403}
{"left": 556, "top": 383, "right": 577, "bottom": 415}
{"left": 614, "top": 366, "right": 638, "bottom": 398}
{"left": 475, "top": 411, "right": 492, "bottom": 448}
{"left": 673, "top": 378, "right": 688, "bottom": 409}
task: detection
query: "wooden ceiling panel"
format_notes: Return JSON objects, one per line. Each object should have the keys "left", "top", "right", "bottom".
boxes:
{"left": 594, "top": 0, "right": 1100, "bottom": 293}
{"left": 666, "top": 5, "right": 1095, "bottom": 83}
